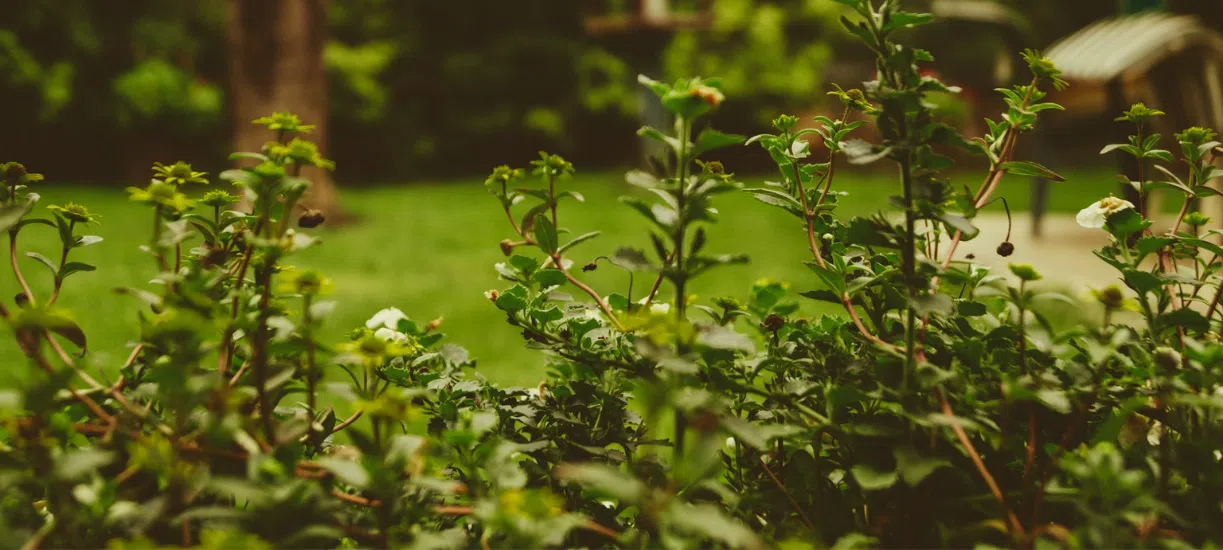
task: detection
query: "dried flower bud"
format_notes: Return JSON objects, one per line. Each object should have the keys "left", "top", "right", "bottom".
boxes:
{"left": 996, "top": 242, "right": 1014, "bottom": 257}
{"left": 1154, "top": 346, "right": 1181, "bottom": 371}
{"left": 1093, "top": 285, "right": 1125, "bottom": 310}
{"left": 5, "top": 162, "right": 27, "bottom": 181}
{"left": 965, "top": 253, "right": 976, "bottom": 260}
{"left": 582, "top": 261, "right": 598, "bottom": 272}
{"left": 499, "top": 239, "right": 515, "bottom": 256}
{"left": 484, "top": 289, "right": 499, "bottom": 302}
{"left": 13, "top": 293, "right": 29, "bottom": 308}
{"left": 297, "top": 209, "right": 325, "bottom": 228}
{"left": 426, "top": 317, "right": 443, "bottom": 332}
{"left": 763, "top": 314, "right": 785, "bottom": 332}
{"left": 203, "top": 247, "right": 229, "bottom": 268}
{"left": 693, "top": 85, "right": 725, "bottom": 107}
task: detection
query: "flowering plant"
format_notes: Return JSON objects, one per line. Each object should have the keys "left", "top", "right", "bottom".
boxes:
{"left": 0, "top": 1, "right": 1221, "bottom": 548}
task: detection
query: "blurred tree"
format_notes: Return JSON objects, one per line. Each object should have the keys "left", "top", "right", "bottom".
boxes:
{"left": 661, "top": 0, "right": 845, "bottom": 124}
{"left": 0, "top": 0, "right": 227, "bottom": 180}
{"left": 228, "top": 0, "right": 345, "bottom": 222}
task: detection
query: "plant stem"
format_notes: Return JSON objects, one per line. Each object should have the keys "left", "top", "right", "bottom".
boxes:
{"left": 899, "top": 152, "right": 918, "bottom": 390}
{"left": 673, "top": 117, "right": 692, "bottom": 459}
{"left": 10, "top": 230, "right": 35, "bottom": 306}
{"left": 936, "top": 388, "right": 1025, "bottom": 537}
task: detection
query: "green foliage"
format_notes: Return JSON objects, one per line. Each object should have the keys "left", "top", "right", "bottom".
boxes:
{"left": 3, "top": 2, "right": 1223, "bottom": 549}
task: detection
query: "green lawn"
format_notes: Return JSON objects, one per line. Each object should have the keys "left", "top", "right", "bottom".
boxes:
{"left": 0, "top": 165, "right": 1119, "bottom": 387}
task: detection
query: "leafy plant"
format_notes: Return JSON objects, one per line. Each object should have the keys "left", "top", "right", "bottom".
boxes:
{"left": 2, "top": 1, "right": 1223, "bottom": 548}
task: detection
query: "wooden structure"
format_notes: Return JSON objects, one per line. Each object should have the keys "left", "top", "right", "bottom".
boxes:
{"left": 1042, "top": 11, "right": 1223, "bottom": 229}
{"left": 584, "top": 0, "right": 713, "bottom": 164}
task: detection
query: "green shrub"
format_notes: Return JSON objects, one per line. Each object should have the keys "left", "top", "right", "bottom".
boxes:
{"left": 2, "top": 1, "right": 1223, "bottom": 548}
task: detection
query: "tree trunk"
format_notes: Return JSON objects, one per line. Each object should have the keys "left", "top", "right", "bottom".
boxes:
{"left": 227, "top": 0, "right": 348, "bottom": 224}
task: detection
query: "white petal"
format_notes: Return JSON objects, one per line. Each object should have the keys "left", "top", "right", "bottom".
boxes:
{"left": 790, "top": 140, "right": 810, "bottom": 158}
{"left": 366, "top": 307, "right": 407, "bottom": 330}
{"left": 650, "top": 303, "right": 671, "bottom": 315}
{"left": 373, "top": 327, "right": 407, "bottom": 343}
{"left": 1076, "top": 205, "right": 1106, "bottom": 229}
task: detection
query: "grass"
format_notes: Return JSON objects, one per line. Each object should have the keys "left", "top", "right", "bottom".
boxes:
{"left": 0, "top": 164, "right": 1120, "bottom": 388}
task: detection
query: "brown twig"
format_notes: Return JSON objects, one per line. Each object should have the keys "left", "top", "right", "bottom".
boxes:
{"left": 760, "top": 457, "right": 815, "bottom": 531}
{"left": 935, "top": 388, "right": 1024, "bottom": 537}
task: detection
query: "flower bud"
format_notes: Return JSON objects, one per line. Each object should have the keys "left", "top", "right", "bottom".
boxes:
{"left": 499, "top": 239, "right": 515, "bottom": 256}
{"left": 5, "top": 162, "right": 27, "bottom": 182}
{"left": 1093, "top": 285, "right": 1125, "bottom": 310}
{"left": 484, "top": 289, "right": 499, "bottom": 302}
{"left": 426, "top": 317, "right": 443, "bottom": 332}
{"left": 13, "top": 293, "right": 28, "bottom": 308}
{"left": 582, "top": 261, "right": 597, "bottom": 272}
{"left": 996, "top": 241, "right": 1014, "bottom": 257}
{"left": 763, "top": 314, "right": 785, "bottom": 332}
{"left": 1154, "top": 346, "right": 1181, "bottom": 370}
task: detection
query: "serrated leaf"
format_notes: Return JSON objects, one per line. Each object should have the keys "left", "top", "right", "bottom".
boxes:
{"left": 693, "top": 129, "right": 746, "bottom": 156}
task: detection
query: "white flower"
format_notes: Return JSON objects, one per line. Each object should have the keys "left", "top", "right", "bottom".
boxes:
{"left": 1076, "top": 196, "right": 1135, "bottom": 229}
{"left": 650, "top": 302, "right": 671, "bottom": 316}
{"left": 366, "top": 307, "right": 407, "bottom": 331}
{"left": 790, "top": 139, "right": 810, "bottom": 158}
{"left": 373, "top": 327, "right": 408, "bottom": 344}
{"left": 725, "top": 437, "right": 737, "bottom": 449}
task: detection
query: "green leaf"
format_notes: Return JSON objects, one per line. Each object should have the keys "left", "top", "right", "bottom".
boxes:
{"left": 666, "top": 504, "right": 761, "bottom": 548}
{"left": 0, "top": 199, "right": 35, "bottom": 234}
{"left": 912, "top": 292, "right": 954, "bottom": 316}
{"left": 75, "top": 235, "right": 103, "bottom": 247}
{"left": 696, "top": 325, "right": 755, "bottom": 353}
{"left": 532, "top": 269, "right": 567, "bottom": 289}
{"left": 558, "top": 231, "right": 600, "bottom": 254}
{"left": 957, "top": 300, "right": 987, "bottom": 317}
{"left": 1123, "top": 269, "right": 1162, "bottom": 295}
{"left": 533, "top": 215, "right": 558, "bottom": 254}
{"left": 722, "top": 416, "right": 803, "bottom": 450}
{"left": 893, "top": 445, "right": 951, "bottom": 486}
{"left": 59, "top": 262, "right": 95, "bottom": 280}
{"left": 999, "top": 161, "right": 1065, "bottom": 181}
{"left": 850, "top": 463, "right": 899, "bottom": 491}
{"left": 842, "top": 140, "right": 892, "bottom": 165}
{"left": 557, "top": 463, "right": 645, "bottom": 503}
{"left": 494, "top": 285, "right": 530, "bottom": 312}
{"left": 1035, "top": 389, "right": 1071, "bottom": 414}
{"left": 885, "top": 11, "right": 935, "bottom": 30}
{"left": 1135, "top": 237, "right": 1174, "bottom": 262}
{"left": 806, "top": 262, "right": 847, "bottom": 294}
{"left": 316, "top": 457, "right": 370, "bottom": 489}
{"left": 638, "top": 126, "right": 681, "bottom": 151}
{"left": 54, "top": 449, "right": 114, "bottom": 480}
{"left": 25, "top": 252, "right": 58, "bottom": 277}
{"left": 626, "top": 170, "right": 661, "bottom": 189}
{"left": 938, "top": 212, "right": 980, "bottom": 239}
{"left": 613, "top": 247, "right": 654, "bottom": 271}
{"left": 1159, "top": 308, "right": 1210, "bottom": 333}
{"left": 693, "top": 129, "right": 746, "bottom": 156}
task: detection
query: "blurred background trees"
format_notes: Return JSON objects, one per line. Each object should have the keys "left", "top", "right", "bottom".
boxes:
{"left": 1, "top": 0, "right": 1221, "bottom": 185}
